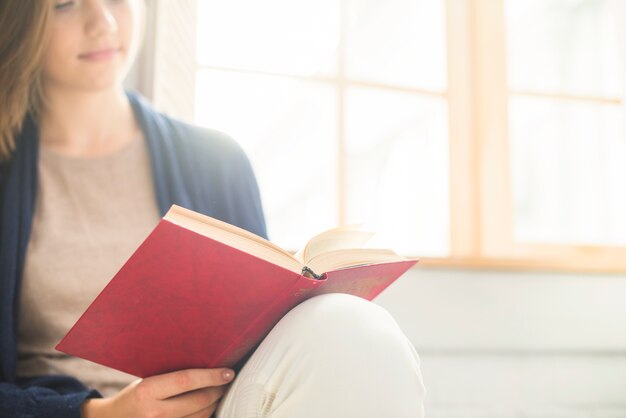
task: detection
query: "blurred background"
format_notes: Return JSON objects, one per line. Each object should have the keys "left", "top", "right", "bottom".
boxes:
{"left": 126, "top": 0, "right": 626, "bottom": 416}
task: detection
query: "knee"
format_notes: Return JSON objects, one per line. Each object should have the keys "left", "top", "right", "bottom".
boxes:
{"left": 279, "top": 293, "right": 406, "bottom": 347}
{"left": 223, "top": 295, "right": 425, "bottom": 418}
{"left": 273, "top": 293, "right": 424, "bottom": 393}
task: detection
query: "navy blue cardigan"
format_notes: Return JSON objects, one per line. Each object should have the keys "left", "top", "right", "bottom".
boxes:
{"left": 0, "top": 91, "right": 268, "bottom": 417}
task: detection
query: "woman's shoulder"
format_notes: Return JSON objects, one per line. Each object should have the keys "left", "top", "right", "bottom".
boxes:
{"left": 128, "top": 91, "right": 250, "bottom": 165}
{"left": 168, "top": 116, "right": 245, "bottom": 157}
{"left": 164, "top": 116, "right": 256, "bottom": 179}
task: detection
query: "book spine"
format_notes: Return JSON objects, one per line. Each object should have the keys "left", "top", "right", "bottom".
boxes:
{"left": 301, "top": 266, "right": 324, "bottom": 280}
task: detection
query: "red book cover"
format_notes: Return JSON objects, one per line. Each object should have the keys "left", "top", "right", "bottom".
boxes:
{"left": 55, "top": 212, "right": 417, "bottom": 378}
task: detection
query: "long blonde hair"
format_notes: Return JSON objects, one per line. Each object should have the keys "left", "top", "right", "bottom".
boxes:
{"left": 0, "top": 0, "right": 52, "bottom": 161}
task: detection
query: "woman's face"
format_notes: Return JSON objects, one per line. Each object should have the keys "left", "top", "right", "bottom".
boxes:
{"left": 42, "top": 0, "right": 142, "bottom": 93}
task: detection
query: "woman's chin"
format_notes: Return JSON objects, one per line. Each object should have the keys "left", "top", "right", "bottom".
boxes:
{"left": 45, "top": 76, "right": 126, "bottom": 94}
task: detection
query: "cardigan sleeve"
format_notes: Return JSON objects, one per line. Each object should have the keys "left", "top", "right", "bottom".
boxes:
{"left": 0, "top": 376, "right": 101, "bottom": 418}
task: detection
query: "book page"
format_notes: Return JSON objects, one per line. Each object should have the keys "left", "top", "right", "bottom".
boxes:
{"left": 306, "top": 248, "right": 412, "bottom": 274}
{"left": 164, "top": 205, "right": 303, "bottom": 273}
{"left": 295, "top": 226, "right": 375, "bottom": 265}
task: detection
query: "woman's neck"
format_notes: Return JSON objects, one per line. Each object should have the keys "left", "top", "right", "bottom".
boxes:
{"left": 38, "top": 86, "right": 141, "bottom": 158}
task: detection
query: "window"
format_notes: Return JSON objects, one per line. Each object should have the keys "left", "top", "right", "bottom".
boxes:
{"left": 506, "top": 0, "right": 625, "bottom": 247}
{"left": 147, "top": 0, "right": 626, "bottom": 272}
{"left": 464, "top": 0, "right": 626, "bottom": 272}
{"left": 191, "top": 0, "right": 449, "bottom": 257}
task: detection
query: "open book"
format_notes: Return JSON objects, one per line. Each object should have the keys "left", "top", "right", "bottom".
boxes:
{"left": 166, "top": 205, "right": 411, "bottom": 279}
{"left": 56, "top": 205, "right": 418, "bottom": 378}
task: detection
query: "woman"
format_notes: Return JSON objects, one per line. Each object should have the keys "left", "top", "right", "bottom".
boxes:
{"left": 0, "top": 1, "right": 426, "bottom": 417}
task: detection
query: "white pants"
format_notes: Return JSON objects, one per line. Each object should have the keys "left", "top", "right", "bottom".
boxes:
{"left": 216, "top": 293, "right": 426, "bottom": 418}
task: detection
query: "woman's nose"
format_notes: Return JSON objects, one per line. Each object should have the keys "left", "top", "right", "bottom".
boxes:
{"left": 84, "top": 2, "right": 119, "bottom": 38}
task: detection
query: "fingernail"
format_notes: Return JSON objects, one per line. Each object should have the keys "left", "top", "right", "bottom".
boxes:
{"left": 222, "top": 370, "right": 235, "bottom": 381}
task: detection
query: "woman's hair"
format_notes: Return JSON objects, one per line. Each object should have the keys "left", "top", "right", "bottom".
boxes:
{"left": 0, "top": 0, "right": 52, "bottom": 161}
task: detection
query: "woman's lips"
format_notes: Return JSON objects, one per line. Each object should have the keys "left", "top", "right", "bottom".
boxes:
{"left": 79, "top": 48, "right": 120, "bottom": 61}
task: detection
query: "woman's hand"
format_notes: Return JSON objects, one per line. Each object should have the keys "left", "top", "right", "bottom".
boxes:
{"left": 81, "top": 368, "right": 235, "bottom": 418}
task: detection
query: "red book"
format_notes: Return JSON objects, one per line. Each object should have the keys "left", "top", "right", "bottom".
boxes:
{"left": 55, "top": 205, "right": 418, "bottom": 377}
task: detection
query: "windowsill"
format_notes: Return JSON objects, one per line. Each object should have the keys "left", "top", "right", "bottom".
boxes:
{"left": 416, "top": 256, "right": 626, "bottom": 275}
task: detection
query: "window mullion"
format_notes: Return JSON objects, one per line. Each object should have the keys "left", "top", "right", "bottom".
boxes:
{"left": 473, "top": 0, "right": 514, "bottom": 258}
{"left": 446, "top": 0, "right": 480, "bottom": 259}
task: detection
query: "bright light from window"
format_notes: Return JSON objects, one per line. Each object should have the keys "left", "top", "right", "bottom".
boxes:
{"left": 506, "top": 0, "right": 626, "bottom": 246}
{"left": 195, "top": 0, "right": 449, "bottom": 256}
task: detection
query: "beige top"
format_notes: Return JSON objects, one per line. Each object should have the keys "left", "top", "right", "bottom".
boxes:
{"left": 16, "top": 135, "right": 162, "bottom": 397}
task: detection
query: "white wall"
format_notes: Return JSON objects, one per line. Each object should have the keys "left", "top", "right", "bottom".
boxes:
{"left": 374, "top": 268, "right": 626, "bottom": 418}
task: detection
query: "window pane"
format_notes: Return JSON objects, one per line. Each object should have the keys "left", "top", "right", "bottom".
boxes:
{"left": 195, "top": 70, "right": 339, "bottom": 249}
{"left": 345, "top": 87, "right": 449, "bottom": 257}
{"left": 346, "top": 0, "right": 447, "bottom": 91}
{"left": 509, "top": 96, "right": 626, "bottom": 245}
{"left": 506, "top": 0, "right": 623, "bottom": 97}
{"left": 196, "top": 0, "right": 339, "bottom": 77}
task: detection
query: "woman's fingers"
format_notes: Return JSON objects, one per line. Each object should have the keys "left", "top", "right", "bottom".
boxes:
{"left": 143, "top": 368, "right": 235, "bottom": 400}
{"left": 92, "top": 369, "right": 234, "bottom": 418}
